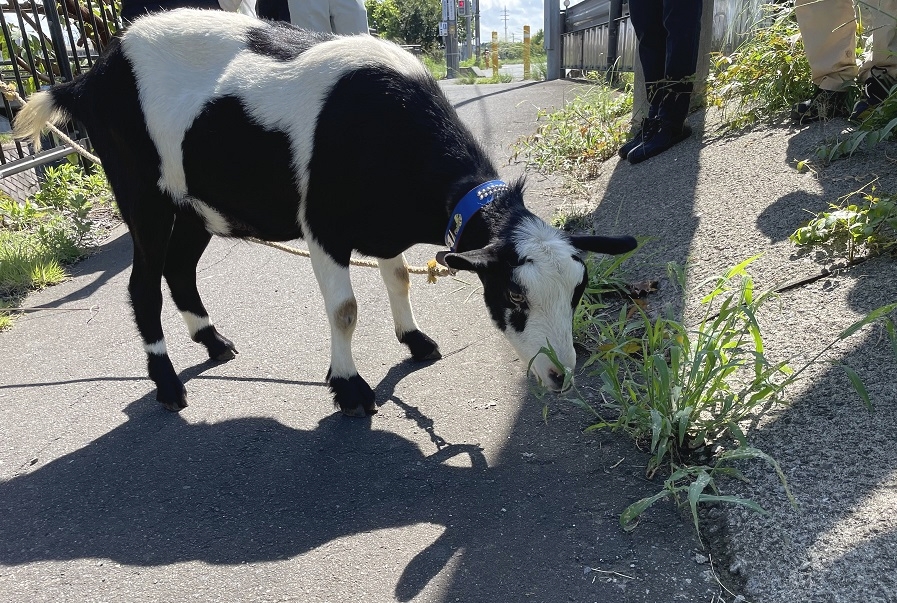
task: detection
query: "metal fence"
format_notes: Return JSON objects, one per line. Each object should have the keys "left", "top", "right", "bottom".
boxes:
{"left": 0, "top": 0, "right": 120, "bottom": 200}
{"left": 561, "top": 0, "right": 771, "bottom": 75}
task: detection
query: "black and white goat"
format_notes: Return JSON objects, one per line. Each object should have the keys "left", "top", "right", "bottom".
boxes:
{"left": 15, "top": 9, "right": 636, "bottom": 416}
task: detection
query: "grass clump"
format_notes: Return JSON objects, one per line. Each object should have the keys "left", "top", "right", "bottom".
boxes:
{"left": 535, "top": 257, "right": 896, "bottom": 536}
{"left": 0, "top": 161, "right": 115, "bottom": 329}
{"left": 511, "top": 75, "right": 633, "bottom": 178}
{"left": 815, "top": 87, "right": 897, "bottom": 161}
{"left": 458, "top": 72, "right": 514, "bottom": 84}
{"left": 707, "top": 3, "right": 815, "bottom": 130}
{"left": 791, "top": 186, "right": 897, "bottom": 260}
{"left": 421, "top": 52, "right": 446, "bottom": 80}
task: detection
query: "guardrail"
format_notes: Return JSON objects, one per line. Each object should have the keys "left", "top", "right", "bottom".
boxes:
{"left": 561, "top": 0, "right": 769, "bottom": 76}
{"left": 0, "top": 0, "right": 120, "bottom": 200}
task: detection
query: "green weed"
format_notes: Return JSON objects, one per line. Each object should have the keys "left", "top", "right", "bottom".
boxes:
{"left": 707, "top": 3, "right": 816, "bottom": 130}
{"left": 0, "top": 162, "right": 115, "bottom": 327}
{"left": 534, "top": 258, "right": 896, "bottom": 534}
{"left": 790, "top": 187, "right": 897, "bottom": 260}
{"left": 0, "top": 230, "right": 68, "bottom": 297}
{"left": 460, "top": 73, "right": 513, "bottom": 84}
{"left": 421, "top": 52, "right": 446, "bottom": 80}
{"left": 511, "top": 79, "right": 632, "bottom": 178}
{"left": 815, "top": 89, "right": 897, "bottom": 161}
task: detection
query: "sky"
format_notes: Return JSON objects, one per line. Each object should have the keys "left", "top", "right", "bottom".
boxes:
{"left": 475, "top": 0, "right": 548, "bottom": 43}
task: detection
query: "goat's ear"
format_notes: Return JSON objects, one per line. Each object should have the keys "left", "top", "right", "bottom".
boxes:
{"left": 569, "top": 235, "right": 638, "bottom": 256}
{"left": 436, "top": 245, "right": 500, "bottom": 271}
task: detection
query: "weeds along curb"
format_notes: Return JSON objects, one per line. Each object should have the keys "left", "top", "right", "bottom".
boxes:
{"left": 534, "top": 252, "right": 897, "bottom": 537}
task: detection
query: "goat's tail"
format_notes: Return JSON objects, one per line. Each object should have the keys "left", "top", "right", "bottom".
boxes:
{"left": 12, "top": 89, "right": 72, "bottom": 152}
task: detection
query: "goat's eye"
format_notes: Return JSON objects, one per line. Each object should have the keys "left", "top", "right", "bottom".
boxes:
{"left": 509, "top": 290, "right": 526, "bottom": 305}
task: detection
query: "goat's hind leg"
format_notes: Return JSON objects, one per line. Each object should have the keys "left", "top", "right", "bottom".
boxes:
{"left": 378, "top": 254, "right": 440, "bottom": 362}
{"left": 126, "top": 201, "right": 187, "bottom": 411}
{"left": 164, "top": 209, "right": 238, "bottom": 361}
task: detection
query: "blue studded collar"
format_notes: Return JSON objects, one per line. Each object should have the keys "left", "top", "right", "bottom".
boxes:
{"left": 444, "top": 180, "right": 509, "bottom": 252}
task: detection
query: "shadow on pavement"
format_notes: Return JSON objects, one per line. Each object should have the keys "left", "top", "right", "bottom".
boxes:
{"left": 589, "top": 111, "right": 708, "bottom": 318}
{"left": 712, "top": 125, "right": 897, "bottom": 600}
{"left": 0, "top": 354, "right": 703, "bottom": 602}
{"left": 27, "top": 228, "right": 132, "bottom": 309}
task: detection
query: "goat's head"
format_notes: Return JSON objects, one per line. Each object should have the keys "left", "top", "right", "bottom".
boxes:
{"left": 440, "top": 213, "right": 637, "bottom": 392}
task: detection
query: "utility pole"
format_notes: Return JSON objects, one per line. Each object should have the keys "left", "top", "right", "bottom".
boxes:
{"left": 501, "top": 6, "right": 509, "bottom": 42}
{"left": 474, "top": 0, "right": 481, "bottom": 61}
{"left": 441, "top": 0, "right": 459, "bottom": 77}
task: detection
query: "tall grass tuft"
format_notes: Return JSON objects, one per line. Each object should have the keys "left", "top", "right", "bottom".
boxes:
{"left": 511, "top": 75, "right": 633, "bottom": 178}
{"left": 0, "top": 162, "right": 115, "bottom": 328}
{"left": 535, "top": 257, "right": 897, "bottom": 534}
{"left": 707, "top": 3, "right": 815, "bottom": 130}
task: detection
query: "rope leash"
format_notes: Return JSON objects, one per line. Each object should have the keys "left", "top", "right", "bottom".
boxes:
{"left": 3, "top": 83, "right": 455, "bottom": 283}
{"left": 248, "top": 238, "right": 455, "bottom": 284}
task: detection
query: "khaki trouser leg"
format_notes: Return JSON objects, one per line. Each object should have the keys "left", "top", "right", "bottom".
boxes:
{"left": 858, "top": 0, "right": 897, "bottom": 80}
{"left": 795, "top": 0, "right": 859, "bottom": 90}
{"left": 329, "top": 0, "right": 368, "bottom": 34}
{"left": 287, "top": 0, "right": 333, "bottom": 32}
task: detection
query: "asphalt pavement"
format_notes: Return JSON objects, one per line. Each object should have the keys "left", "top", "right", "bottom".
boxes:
{"left": 1, "top": 78, "right": 895, "bottom": 603}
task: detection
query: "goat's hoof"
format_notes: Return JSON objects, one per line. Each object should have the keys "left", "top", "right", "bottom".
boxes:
{"left": 400, "top": 330, "right": 442, "bottom": 362}
{"left": 212, "top": 347, "right": 237, "bottom": 362}
{"left": 328, "top": 371, "right": 376, "bottom": 417}
{"left": 195, "top": 327, "right": 238, "bottom": 361}
{"left": 157, "top": 384, "right": 188, "bottom": 412}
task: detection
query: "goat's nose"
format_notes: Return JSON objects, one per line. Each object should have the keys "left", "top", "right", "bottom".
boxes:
{"left": 548, "top": 368, "right": 570, "bottom": 391}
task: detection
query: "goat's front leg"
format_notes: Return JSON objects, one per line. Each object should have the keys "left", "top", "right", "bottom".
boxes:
{"left": 308, "top": 241, "right": 375, "bottom": 416}
{"left": 378, "top": 254, "right": 441, "bottom": 362}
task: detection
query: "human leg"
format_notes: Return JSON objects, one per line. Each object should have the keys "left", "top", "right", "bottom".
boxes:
{"left": 852, "top": 0, "right": 897, "bottom": 120}
{"left": 286, "top": 0, "right": 332, "bottom": 31}
{"left": 620, "top": 0, "right": 665, "bottom": 158}
{"left": 329, "top": 0, "right": 369, "bottom": 34}
{"left": 794, "top": 0, "right": 857, "bottom": 89}
{"left": 627, "top": 0, "right": 702, "bottom": 164}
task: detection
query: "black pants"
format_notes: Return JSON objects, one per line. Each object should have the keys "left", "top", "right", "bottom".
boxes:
{"left": 629, "top": 0, "right": 703, "bottom": 124}
{"left": 256, "top": 0, "right": 290, "bottom": 22}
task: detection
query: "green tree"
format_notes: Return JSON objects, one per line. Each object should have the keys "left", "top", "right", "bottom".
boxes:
{"left": 532, "top": 28, "right": 544, "bottom": 50}
{"left": 366, "top": 0, "right": 442, "bottom": 50}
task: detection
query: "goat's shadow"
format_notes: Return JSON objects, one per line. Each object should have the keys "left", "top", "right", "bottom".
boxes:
{"left": 0, "top": 357, "right": 634, "bottom": 602}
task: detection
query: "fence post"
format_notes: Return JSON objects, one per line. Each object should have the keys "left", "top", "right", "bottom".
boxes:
{"left": 606, "top": 0, "right": 622, "bottom": 68}
{"left": 42, "top": 0, "right": 74, "bottom": 82}
{"left": 523, "top": 25, "right": 531, "bottom": 80}
{"left": 691, "top": 0, "right": 714, "bottom": 110}
{"left": 545, "top": 0, "right": 561, "bottom": 79}
{"left": 491, "top": 31, "right": 498, "bottom": 77}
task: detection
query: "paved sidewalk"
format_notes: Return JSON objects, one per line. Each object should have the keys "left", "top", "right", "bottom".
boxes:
{"left": 0, "top": 81, "right": 723, "bottom": 603}
{"left": 2, "top": 79, "right": 895, "bottom": 603}
{"left": 585, "top": 109, "right": 897, "bottom": 602}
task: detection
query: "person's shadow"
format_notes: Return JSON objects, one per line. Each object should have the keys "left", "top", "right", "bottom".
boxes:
{"left": 1, "top": 350, "right": 694, "bottom": 602}
{"left": 0, "top": 359, "right": 483, "bottom": 599}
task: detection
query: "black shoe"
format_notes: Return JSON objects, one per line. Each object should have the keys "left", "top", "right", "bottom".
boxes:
{"left": 627, "top": 122, "right": 692, "bottom": 165}
{"left": 618, "top": 117, "right": 660, "bottom": 159}
{"left": 849, "top": 66, "right": 896, "bottom": 122}
{"left": 791, "top": 87, "right": 849, "bottom": 123}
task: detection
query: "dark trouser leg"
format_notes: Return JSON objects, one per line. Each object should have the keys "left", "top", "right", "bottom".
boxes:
{"left": 626, "top": 0, "right": 702, "bottom": 164}
{"left": 163, "top": 209, "right": 238, "bottom": 362}
{"left": 658, "top": 0, "right": 703, "bottom": 124}
{"left": 630, "top": 0, "right": 703, "bottom": 124}
{"left": 628, "top": 0, "right": 666, "bottom": 118}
